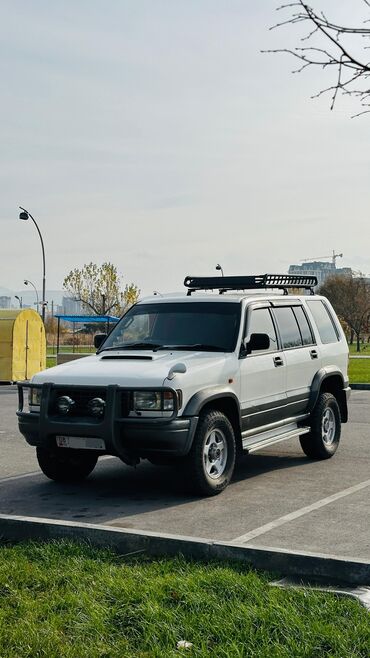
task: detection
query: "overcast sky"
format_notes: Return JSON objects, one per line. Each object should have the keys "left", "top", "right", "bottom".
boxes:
{"left": 1, "top": 0, "right": 369, "bottom": 299}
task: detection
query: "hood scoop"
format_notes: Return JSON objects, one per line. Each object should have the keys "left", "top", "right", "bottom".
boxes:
{"left": 100, "top": 354, "right": 153, "bottom": 361}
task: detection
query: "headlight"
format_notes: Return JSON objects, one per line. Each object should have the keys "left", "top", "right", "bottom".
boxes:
{"left": 28, "top": 387, "right": 42, "bottom": 410}
{"left": 133, "top": 391, "right": 162, "bottom": 410}
{"left": 163, "top": 391, "right": 175, "bottom": 410}
{"left": 133, "top": 391, "right": 175, "bottom": 411}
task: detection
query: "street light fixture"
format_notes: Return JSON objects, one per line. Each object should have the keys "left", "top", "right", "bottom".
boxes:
{"left": 24, "top": 279, "right": 40, "bottom": 312}
{"left": 19, "top": 206, "right": 46, "bottom": 323}
{"left": 215, "top": 263, "right": 224, "bottom": 277}
{"left": 15, "top": 295, "right": 22, "bottom": 308}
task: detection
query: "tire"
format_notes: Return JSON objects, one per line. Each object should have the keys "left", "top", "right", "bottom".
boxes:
{"left": 299, "top": 392, "right": 341, "bottom": 460}
{"left": 183, "top": 410, "right": 236, "bottom": 496}
{"left": 36, "top": 447, "right": 98, "bottom": 482}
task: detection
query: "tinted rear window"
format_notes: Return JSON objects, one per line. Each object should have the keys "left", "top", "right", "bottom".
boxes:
{"left": 292, "top": 306, "right": 314, "bottom": 346}
{"left": 273, "top": 307, "right": 302, "bottom": 349}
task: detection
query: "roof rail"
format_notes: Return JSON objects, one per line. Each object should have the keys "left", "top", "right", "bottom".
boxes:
{"left": 184, "top": 274, "right": 318, "bottom": 296}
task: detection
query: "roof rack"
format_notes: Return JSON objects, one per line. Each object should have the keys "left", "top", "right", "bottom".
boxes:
{"left": 184, "top": 274, "right": 318, "bottom": 296}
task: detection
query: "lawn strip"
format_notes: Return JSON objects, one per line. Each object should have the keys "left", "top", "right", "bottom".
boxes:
{"left": 348, "top": 358, "right": 370, "bottom": 384}
{"left": 0, "top": 541, "right": 369, "bottom": 657}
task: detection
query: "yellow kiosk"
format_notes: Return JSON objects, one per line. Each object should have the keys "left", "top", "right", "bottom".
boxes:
{"left": 0, "top": 309, "right": 46, "bottom": 382}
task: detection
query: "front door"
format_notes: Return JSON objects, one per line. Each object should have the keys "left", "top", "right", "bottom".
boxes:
{"left": 239, "top": 305, "right": 286, "bottom": 432}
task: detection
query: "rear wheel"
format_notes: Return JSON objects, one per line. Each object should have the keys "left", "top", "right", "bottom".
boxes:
{"left": 183, "top": 410, "right": 236, "bottom": 496}
{"left": 36, "top": 447, "right": 98, "bottom": 482}
{"left": 300, "top": 392, "right": 341, "bottom": 459}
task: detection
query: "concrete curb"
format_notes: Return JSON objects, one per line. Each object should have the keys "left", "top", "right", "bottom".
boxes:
{"left": 0, "top": 514, "right": 369, "bottom": 586}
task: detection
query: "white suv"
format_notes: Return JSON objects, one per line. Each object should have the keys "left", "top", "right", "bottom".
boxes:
{"left": 17, "top": 274, "right": 350, "bottom": 496}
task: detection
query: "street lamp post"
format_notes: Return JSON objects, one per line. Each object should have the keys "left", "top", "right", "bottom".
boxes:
{"left": 24, "top": 279, "right": 40, "bottom": 312}
{"left": 19, "top": 206, "right": 46, "bottom": 323}
{"left": 15, "top": 295, "right": 22, "bottom": 308}
{"left": 215, "top": 263, "right": 224, "bottom": 277}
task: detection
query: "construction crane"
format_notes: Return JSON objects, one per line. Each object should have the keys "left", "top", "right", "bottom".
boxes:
{"left": 301, "top": 250, "right": 343, "bottom": 266}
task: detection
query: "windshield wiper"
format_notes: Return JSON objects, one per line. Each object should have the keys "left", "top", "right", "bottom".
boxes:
{"left": 99, "top": 342, "right": 163, "bottom": 352}
{"left": 153, "top": 344, "right": 226, "bottom": 352}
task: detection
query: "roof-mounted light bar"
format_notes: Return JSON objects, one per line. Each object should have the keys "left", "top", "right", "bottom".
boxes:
{"left": 184, "top": 274, "right": 318, "bottom": 296}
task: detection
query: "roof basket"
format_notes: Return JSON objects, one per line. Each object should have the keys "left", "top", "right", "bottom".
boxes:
{"left": 184, "top": 274, "right": 318, "bottom": 296}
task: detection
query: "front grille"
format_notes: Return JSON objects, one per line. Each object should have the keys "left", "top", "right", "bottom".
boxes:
{"left": 50, "top": 388, "right": 107, "bottom": 417}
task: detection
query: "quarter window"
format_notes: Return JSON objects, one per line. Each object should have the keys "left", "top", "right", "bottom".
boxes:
{"left": 273, "top": 307, "right": 302, "bottom": 349}
{"left": 248, "top": 308, "right": 278, "bottom": 353}
{"left": 306, "top": 300, "right": 339, "bottom": 344}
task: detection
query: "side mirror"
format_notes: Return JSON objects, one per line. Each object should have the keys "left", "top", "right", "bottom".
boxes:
{"left": 246, "top": 333, "right": 270, "bottom": 354}
{"left": 167, "top": 362, "right": 187, "bottom": 380}
{"left": 94, "top": 333, "right": 107, "bottom": 349}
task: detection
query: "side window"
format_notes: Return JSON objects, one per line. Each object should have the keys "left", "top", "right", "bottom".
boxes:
{"left": 306, "top": 300, "right": 339, "bottom": 344}
{"left": 292, "top": 306, "right": 314, "bottom": 346}
{"left": 273, "top": 307, "right": 302, "bottom": 349}
{"left": 248, "top": 308, "right": 278, "bottom": 353}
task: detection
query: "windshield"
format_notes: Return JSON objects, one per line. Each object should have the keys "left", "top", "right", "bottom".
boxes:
{"left": 100, "top": 302, "right": 241, "bottom": 352}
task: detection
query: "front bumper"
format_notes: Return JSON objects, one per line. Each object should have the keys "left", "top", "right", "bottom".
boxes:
{"left": 17, "top": 382, "right": 198, "bottom": 459}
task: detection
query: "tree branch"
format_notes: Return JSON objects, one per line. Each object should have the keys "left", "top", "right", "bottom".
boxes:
{"left": 266, "top": 0, "right": 370, "bottom": 114}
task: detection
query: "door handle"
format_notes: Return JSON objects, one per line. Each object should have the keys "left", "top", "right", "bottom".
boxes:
{"left": 273, "top": 356, "right": 284, "bottom": 367}
{"left": 310, "top": 349, "right": 318, "bottom": 360}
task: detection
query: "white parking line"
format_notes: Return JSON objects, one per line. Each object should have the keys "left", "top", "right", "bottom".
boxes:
{"left": 233, "top": 478, "right": 370, "bottom": 544}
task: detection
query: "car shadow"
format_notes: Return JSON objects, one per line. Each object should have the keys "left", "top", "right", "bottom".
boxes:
{"left": 0, "top": 447, "right": 314, "bottom": 529}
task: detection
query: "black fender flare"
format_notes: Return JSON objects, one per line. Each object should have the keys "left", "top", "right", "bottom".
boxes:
{"left": 183, "top": 387, "right": 242, "bottom": 431}
{"left": 308, "top": 367, "right": 349, "bottom": 420}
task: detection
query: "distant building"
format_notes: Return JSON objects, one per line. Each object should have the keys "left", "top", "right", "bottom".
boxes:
{"left": 288, "top": 261, "right": 352, "bottom": 288}
{"left": 62, "top": 296, "right": 85, "bottom": 315}
{"left": 0, "top": 296, "right": 11, "bottom": 309}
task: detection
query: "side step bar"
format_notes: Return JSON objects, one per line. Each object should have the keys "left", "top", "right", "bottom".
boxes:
{"left": 242, "top": 422, "right": 310, "bottom": 454}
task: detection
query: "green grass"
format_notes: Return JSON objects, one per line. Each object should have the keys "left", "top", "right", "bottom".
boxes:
{"left": 0, "top": 541, "right": 369, "bottom": 658}
{"left": 46, "top": 345, "right": 94, "bottom": 369}
{"left": 47, "top": 345, "right": 95, "bottom": 355}
{"left": 348, "top": 358, "right": 370, "bottom": 384}
{"left": 349, "top": 343, "right": 370, "bottom": 355}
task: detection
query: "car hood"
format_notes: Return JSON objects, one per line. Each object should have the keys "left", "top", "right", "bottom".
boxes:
{"left": 32, "top": 350, "right": 234, "bottom": 388}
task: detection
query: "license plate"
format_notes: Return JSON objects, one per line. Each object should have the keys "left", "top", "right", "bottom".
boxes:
{"left": 56, "top": 436, "right": 106, "bottom": 450}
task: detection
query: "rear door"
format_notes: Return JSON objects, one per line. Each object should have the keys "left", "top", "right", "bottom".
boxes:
{"left": 271, "top": 303, "right": 321, "bottom": 416}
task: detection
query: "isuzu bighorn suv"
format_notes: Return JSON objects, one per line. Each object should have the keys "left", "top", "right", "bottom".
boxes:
{"left": 17, "top": 274, "right": 350, "bottom": 496}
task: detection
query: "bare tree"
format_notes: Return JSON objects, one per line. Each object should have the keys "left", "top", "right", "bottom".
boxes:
{"left": 319, "top": 274, "right": 370, "bottom": 351}
{"left": 266, "top": 1, "right": 370, "bottom": 116}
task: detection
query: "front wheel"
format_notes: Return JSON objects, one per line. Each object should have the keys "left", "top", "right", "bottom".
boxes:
{"left": 300, "top": 392, "right": 341, "bottom": 459}
{"left": 36, "top": 447, "right": 98, "bottom": 482}
{"left": 183, "top": 410, "right": 236, "bottom": 496}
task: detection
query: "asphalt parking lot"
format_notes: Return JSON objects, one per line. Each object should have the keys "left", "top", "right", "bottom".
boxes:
{"left": 0, "top": 386, "right": 369, "bottom": 561}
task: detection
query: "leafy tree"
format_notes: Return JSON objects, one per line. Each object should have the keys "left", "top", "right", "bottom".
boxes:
{"left": 63, "top": 262, "right": 140, "bottom": 316}
{"left": 267, "top": 1, "right": 370, "bottom": 116}
{"left": 319, "top": 274, "right": 370, "bottom": 351}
